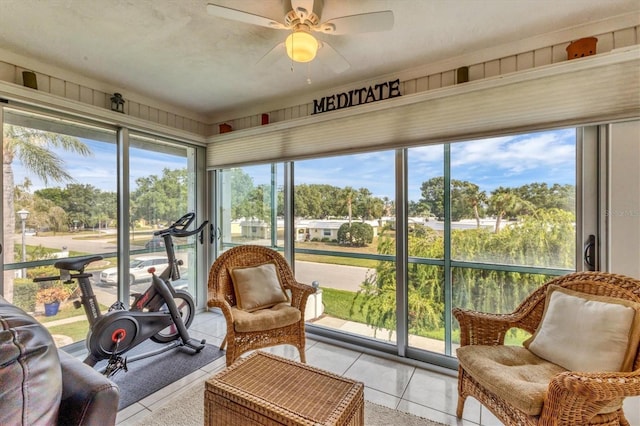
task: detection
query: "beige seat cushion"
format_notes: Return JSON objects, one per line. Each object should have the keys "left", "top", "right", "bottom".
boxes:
{"left": 457, "top": 345, "right": 566, "bottom": 416}
{"left": 229, "top": 262, "right": 289, "bottom": 312}
{"left": 231, "top": 303, "right": 301, "bottom": 333}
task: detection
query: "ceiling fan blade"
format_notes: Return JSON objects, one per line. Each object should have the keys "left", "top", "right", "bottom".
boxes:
{"left": 290, "top": 0, "right": 316, "bottom": 22}
{"left": 256, "top": 42, "right": 286, "bottom": 67}
{"left": 316, "top": 11, "right": 394, "bottom": 35}
{"left": 317, "top": 41, "right": 350, "bottom": 73}
{"left": 206, "top": 3, "right": 286, "bottom": 29}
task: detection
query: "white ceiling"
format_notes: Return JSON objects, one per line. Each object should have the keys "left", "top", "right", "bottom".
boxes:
{"left": 0, "top": 0, "right": 638, "bottom": 120}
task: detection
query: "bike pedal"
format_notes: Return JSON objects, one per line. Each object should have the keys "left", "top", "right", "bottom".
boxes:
{"left": 73, "top": 300, "right": 81, "bottom": 309}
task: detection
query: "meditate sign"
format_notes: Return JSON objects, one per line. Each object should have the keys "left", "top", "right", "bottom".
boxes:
{"left": 312, "top": 78, "right": 401, "bottom": 114}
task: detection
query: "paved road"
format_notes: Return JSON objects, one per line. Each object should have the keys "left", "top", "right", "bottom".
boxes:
{"left": 23, "top": 234, "right": 372, "bottom": 293}
{"left": 23, "top": 232, "right": 141, "bottom": 254}
{"left": 294, "top": 261, "right": 371, "bottom": 292}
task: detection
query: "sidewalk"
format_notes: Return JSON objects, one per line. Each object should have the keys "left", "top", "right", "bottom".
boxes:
{"left": 310, "top": 316, "right": 448, "bottom": 353}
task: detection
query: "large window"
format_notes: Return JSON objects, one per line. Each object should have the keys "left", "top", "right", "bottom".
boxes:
{"left": 1, "top": 107, "right": 203, "bottom": 347}
{"left": 216, "top": 164, "right": 284, "bottom": 251}
{"left": 2, "top": 108, "right": 118, "bottom": 345}
{"left": 211, "top": 128, "right": 580, "bottom": 365}
{"left": 129, "top": 132, "right": 199, "bottom": 300}
{"left": 293, "top": 152, "right": 397, "bottom": 344}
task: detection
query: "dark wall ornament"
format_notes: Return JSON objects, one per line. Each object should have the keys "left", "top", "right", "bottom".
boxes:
{"left": 22, "top": 71, "right": 38, "bottom": 89}
{"left": 312, "top": 78, "right": 401, "bottom": 114}
{"left": 110, "top": 93, "right": 125, "bottom": 113}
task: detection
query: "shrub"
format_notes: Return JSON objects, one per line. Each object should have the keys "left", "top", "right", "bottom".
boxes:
{"left": 338, "top": 222, "right": 373, "bottom": 246}
{"left": 36, "top": 286, "right": 70, "bottom": 304}
{"left": 14, "top": 280, "right": 39, "bottom": 312}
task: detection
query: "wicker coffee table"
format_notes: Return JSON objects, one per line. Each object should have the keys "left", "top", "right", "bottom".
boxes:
{"left": 205, "top": 351, "right": 364, "bottom": 425}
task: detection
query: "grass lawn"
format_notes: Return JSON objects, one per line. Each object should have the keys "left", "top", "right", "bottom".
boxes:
{"left": 37, "top": 301, "right": 110, "bottom": 343}
{"left": 46, "top": 321, "right": 90, "bottom": 343}
{"left": 321, "top": 287, "right": 367, "bottom": 323}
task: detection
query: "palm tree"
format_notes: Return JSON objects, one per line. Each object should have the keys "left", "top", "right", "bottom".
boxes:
{"left": 3, "top": 124, "right": 91, "bottom": 302}
{"left": 488, "top": 187, "right": 534, "bottom": 233}
{"left": 341, "top": 186, "right": 356, "bottom": 225}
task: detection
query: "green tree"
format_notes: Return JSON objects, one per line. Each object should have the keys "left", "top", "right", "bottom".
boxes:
{"left": 228, "top": 168, "right": 255, "bottom": 220}
{"left": 340, "top": 186, "right": 357, "bottom": 224}
{"left": 354, "top": 208, "right": 575, "bottom": 341}
{"left": 514, "top": 182, "right": 575, "bottom": 213}
{"left": 487, "top": 187, "right": 535, "bottom": 233}
{"left": 354, "top": 188, "right": 384, "bottom": 220}
{"left": 3, "top": 124, "right": 91, "bottom": 301}
{"left": 337, "top": 222, "right": 374, "bottom": 247}
{"left": 131, "top": 168, "right": 187, "bottom": 225}
{"left": 419, "top": 177, "right": 485, "bottom": 221}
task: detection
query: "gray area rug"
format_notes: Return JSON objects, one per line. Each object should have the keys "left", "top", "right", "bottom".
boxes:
{"left": 134, "top": 381, "right": 446, "bottom": 426}
{"left": 106, "top": 341, "right": 224, "bottom": 410}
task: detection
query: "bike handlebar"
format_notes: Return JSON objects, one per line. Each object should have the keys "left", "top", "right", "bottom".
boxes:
{"left": 153, "top": 213, "right": 208, "bottom": 238}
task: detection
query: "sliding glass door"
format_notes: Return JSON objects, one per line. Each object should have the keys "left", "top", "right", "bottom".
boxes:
{"left": 2, "top": 107, "right": 118, "bottom": 345}
{"left": 210, "top": 127, "right": 588, "bottom": 367}
{"left": 1, "top": 106, "right": 204, "bottom": 348}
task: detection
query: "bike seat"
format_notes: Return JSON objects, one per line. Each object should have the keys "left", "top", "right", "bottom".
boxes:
{"left": 55, "top": 255, "right": 103, "bottom": 272}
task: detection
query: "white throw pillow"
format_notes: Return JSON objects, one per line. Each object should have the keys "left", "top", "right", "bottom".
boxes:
{"left": 524, "top": 285, "right": 640, "bottom": 372}
{"left": 229, "top": 262, "right": 289, "bottom": 312}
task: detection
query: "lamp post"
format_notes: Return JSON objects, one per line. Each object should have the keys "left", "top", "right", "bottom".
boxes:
{"left": 17, "top": 209, "right": 29, "bottom": 278}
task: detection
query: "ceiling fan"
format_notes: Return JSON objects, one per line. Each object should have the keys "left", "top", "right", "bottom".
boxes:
{"left": 206, "top": 0, "right": 394, "bottom": 73}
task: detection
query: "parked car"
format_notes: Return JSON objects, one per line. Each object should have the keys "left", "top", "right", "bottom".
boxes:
{"left": 100, "top": 255, "right": 168, "bottom": 286}
{"left": 145, "top": 235, "right": 165, "bottom": 250}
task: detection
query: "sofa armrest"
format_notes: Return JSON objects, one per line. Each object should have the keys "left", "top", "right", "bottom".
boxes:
{"left": 58, "top": 351, "right": 120, "bottom": 426}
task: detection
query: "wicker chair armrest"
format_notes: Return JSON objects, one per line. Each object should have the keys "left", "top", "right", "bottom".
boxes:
{"left": 539, "top": 370, "right": 640, "bottom": 425}
{"left": 452, "top": 307, "right": 523, "bottom": 346}
{"left": 207, "top": 297, "right": 234, "bottom": 321}
{"left": 552, "top": 369, "right": 640, "bottom": 400}
{"left": 287, "top": 280, "right": 316, "bottom": 310}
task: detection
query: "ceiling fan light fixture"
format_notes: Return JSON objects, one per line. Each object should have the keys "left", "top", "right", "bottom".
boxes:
{"left": 285, "top": 30, "right": 318, "bottom": 63}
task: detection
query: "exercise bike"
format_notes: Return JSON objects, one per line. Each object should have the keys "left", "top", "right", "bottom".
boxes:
{"left": 34, "top": 213, "right": 208, "bottom": 377}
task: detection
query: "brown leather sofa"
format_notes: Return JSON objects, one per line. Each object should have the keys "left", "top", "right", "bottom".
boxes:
{"left": 0, "top": 295, "right": 120, "bottom": 425}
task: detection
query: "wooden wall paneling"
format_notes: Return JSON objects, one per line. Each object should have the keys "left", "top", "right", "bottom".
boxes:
{"left": 441, "top": 70, "right": 455, "bottom": 87}
{"left": 167, "top": 113, "right": 176, "bottom": 128}
{"left": 139, "top": 104, "right": 149, "bottom": 120}
{"left": 533, "top": 47, "right": 552, "bottom": 67}
{"left": 416, "top": 76, "right": 429, "bottom": 93}
{"left": 468, "top": 64, "right": 484, "bottom": 81}
{"left": 484, "top": 60, "right": 500, "bottom": 78}
{"left": 149, "top": 107, "right": 159, "bottom": 123}
{"left": 0, "top": 62, "right": 15, "bottom": 83}
{"left": 596, "top": 32, "right": 614, "bottom": 54}
{"left": 50, "top": 77, "right": 65, "bottom": 97}
{"left": 500, "top": 56, "right": 517, "bottom": 74}
{"left": 517, "top": 51, "right": 534, "bottom": 71}
{"left": 403, "top": 79, "right": 417, "bottom": 95}
{"left": 37, "top": 73, "right": 50, "bottom": 93}
{"left": 551, "top": 43, "right": 568, "bottom": 63}
{"left": 80, "top": 86, "right": 92, "bottom": 104}
{"left": 93, "top": 90, "right": 106, "bottom": 108}
{"left": 128, "top": 101, "right": 140, "bottom": 118}
{"left": 158, "top": 110, "right": 168, "bottom": 125}
{"left": 614, "top": 27, "right": 637, "bottom": 48}
{"left": 428, "top": 73, "right": 442, "bottom": 90}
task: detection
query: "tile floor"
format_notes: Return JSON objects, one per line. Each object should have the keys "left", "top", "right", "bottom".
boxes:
{"left": 115, "top": 310, "right": 640, "bottom": 426}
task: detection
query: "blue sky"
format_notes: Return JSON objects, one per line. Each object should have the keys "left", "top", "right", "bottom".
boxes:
{"left": 14, "top": 128, "right": 576, "bottom": 202}
{"left": 13, "top": 140, "right": 188, "bottom": 193}
{"left": 290, "top": 128, "right": 576, "bottom": 201}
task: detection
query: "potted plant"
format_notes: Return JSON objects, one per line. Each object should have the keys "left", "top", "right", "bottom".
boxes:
{"left": 36, "top": 286, "right": 70, "bottom": 316}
